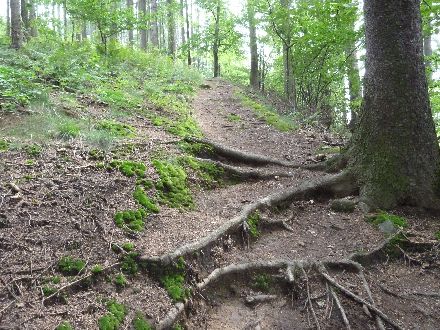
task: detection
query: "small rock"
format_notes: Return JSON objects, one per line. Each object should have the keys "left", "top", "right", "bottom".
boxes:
{"left": 330, "top": 198, "right": 356, "bottom": 213}
{"left": 378, "top": 220, "right": 397, "bottom": 234}
{"left": 316, "top": 300, "right": 326, "bottom": 308}
{"left": 298, "top": 241, "right": 306, "bottom": 247}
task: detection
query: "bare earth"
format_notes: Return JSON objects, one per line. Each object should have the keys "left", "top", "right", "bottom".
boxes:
{"left": 1, "top": 79, "right": 439, "bottom": 329}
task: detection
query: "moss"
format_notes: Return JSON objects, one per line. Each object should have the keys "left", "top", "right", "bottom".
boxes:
{"left": 227, "top": 113, "right": 241, "bottom": 122}
{"left": 315, "top": 145, "right": 340, "bottom": 155}
{"left": 97, "top": 120, "right": 136, "bottom": 137}
{"left": 121, "top": 252, "right": 140, "bottom": 275}
{"left": 0, "top": 139, "right": 9, "bottom": 152}
{"left": 173, "top": 324, "right": 183, "bottom": 330}
{"left": 179, "top": 156, "right": 224, "bottom": 187}
{"left": 235, "top": 91, "right": 297, "bottom": 132}
{"left": 247, "top": 211, "right": 261, "bottom": 238}
{"left": 91, "top": 264, "right": 104, "bottom": 275}
{"left": 109, "top": 160, "right": 146, "bottom": 178}
{"left": 24, "top": 143, "right": 42, "bottom": 157}
{"left": 253, "top": 273, "right": 271, "bottom": 292}
{"left": 58, "top": 256, "right": 86, "bottom": 276}
{"left": 98, "top": 300, "right": 127, "bottom": 330}
{"left": 89, "top": 149, "right": 106, "bottom": 161}
{"left": 58, "top": 121, "right": 81, "bottom": 139}
{"left": 132, "top": 312, "right": 152, "bottom": 330}
{"left": 114, "top": 273, "right": 127, "bottom": 287}
{"left": 114, "top": 209, "right": 147, "bottom": 231}
{"left": 435, "top": 230, "right": 440, "bottom": 241}
{"left": 152, "top": 159, "right": 193, "bottom": 208}
{"left": 160, "top": 273, "right": 189, "bottom": 302}
{"left": 42, "top": 285, "right": 57, "bottom": 297}
{"left": 367, "top": 211, "right": 408, "bottom": 228}
{"left": 178, "top": 140, "right": 213, "bottom": 156}
{"left": 121, "top": 242, "right": 135, "bottom": 252}
{"left": 133, "top": 186, "right": 159, "bottom": 213}
{"left": 51, "top": 276, "right": 61, "bottom": 284}
{"left": 136, "top": 178, "right": 154, "bottom": 189}
{"left": 55, "top": 321, "right": 74, "bottom": 330}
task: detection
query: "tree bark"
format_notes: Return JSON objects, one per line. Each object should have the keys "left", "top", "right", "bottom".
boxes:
{"left": 150, "top": 0, "right": 159, "bottom": 47}
{"left": 28, "top": 0, "right": 37, "bottom": 37}
{"left": 185, "top": 0, "right": 191, "bottom": 65}
{"left": 20, "top": 0, "right": 29, "bottom": 37}
{"left": 180, "top": 0, "right": 185, "bottom": 46}
{"left": 6, "top": 0, "right": 11, "bottom": 38}
{"left": 213, "top": 2, "right": 221, "bottom": 77}
{"left": 167, "top": 0, "right": 176, "bottom": 58}
{"left": 139, "top": 0, "right": 147, "bottom": 49}
{"left": 10, "top": 0, "right": 23, "bottom": 49}
{"left": 247, "top": 0, "right": 259, "bottom": 89}
{"left": 349, "top": 0, "right": 440, "bottom": 209}
{"left": 127, "top": 0, "right": 134, "bottom": 45}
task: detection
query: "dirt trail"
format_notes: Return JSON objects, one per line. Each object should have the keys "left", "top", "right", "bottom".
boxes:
{"left": 0, "top": 79, "right": 439, "bottom": 329}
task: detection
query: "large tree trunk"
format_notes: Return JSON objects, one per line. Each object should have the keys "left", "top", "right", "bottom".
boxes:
{"left": 185, "top": 0, "right": 191, "bottom": 65}
{"left": 247, "top": 0, "right": 259, "bottom": 89}
{"left": 150, "top": 0, "right": 159, "bottom": 47}
{"left": 20, "top": 0, "right": 29, "bottom": 37}
{"left": 180, "top": 0, "right": 185, "bottom": 46}
{"left": 349, "top": 0, "right": 440, "bottom": 210}
{"left": 10, "top": 0, "right": 23, "bottom": 49}
{"left": 345, "top": 47, "right": 362, "bottom": 130}
{"left": 280, "top": 0, "right": 295, "bottom": 108}
{"left": 6, "top": 0, "right": 11, "bottom": 38}
{"left": 213, "top": 2, "right": 221, "bottom": 77}
{"left": 139, "top": 0, "right": 147, "bottom": 49}
{"left": 127, "top": 0, "right": 134, "bottom": 45}
{"left": 28, "top": 0, "right": 37, "bottom": 37}
{"left": 167, "top": 0, "right": 176, "bottom": 58}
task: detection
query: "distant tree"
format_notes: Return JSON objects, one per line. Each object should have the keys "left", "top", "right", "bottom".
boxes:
{"left": 349, "top": 0, "right": 440, "bottom": 209}
{"left": 6, "top": 0, "right": 11, "bottom": 38}
{"left": 139, "top": 0, "right": 148, "bottom": 49}
{"left": 167, "top": 0, "right": 176, "bottom": 57}
{"left": 247, "top": 0, "right": 259, "bottom": 89}
{"left": 150, "top": 0, "right": 159, "bottom": 47}
{"left": 10, "top": 0, "right": 23, "bottom": 49}
{"left": 127, "top": 0, "right": 134, "bottom": 44}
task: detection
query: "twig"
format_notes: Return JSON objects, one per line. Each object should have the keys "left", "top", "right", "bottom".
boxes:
{"left": 300, "top": 266, "right": 321, "bottom": 330}
{"left": 329, "top": 287, "right": 351, "bottom": 330}
{"left": 358, "top": 270, "right": 385, "bottom": 330}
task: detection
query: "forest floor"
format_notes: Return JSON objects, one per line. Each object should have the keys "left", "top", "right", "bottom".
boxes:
{"left": 0, "top": 78, "right": 440, "bottom": 330}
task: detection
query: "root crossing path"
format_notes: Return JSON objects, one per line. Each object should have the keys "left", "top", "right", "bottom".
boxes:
{"left": 160, "top": 80, "right": 440, "bottom": 329}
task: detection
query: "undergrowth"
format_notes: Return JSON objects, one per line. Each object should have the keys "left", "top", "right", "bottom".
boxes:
{"left": 114, "top": 209, "right": 147, "bottom": 231}
{"left": 132, "top": 312, "right": 152, "bottom": 330}
{"left": 55, "top": 321, "right": 74, "bottom": 330}
{"left": 98, "top": 300, "right": 127, "bottom": 330}
{"left": 58, "top": 256, "right": 86, "bottom": 276}
{"left": 247, "top": 211, "right": 261, "bottom": 238}
{"left": 367, "top": 211, "right": 408, "bottom": 229}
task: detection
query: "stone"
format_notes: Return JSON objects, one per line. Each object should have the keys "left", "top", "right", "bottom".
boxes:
{"left": 330, "top": 198, "right": 356, "bottom": 213}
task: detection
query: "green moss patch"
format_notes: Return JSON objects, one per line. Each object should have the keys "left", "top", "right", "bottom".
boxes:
{"left": 0, "top": 140, "right": 9, "bottom": 152}
{"left": 161, "top": 273, "right": 189, "bottom": 302}
{"left": 114, "top": 209, "right": 147, "bottom": 231}
{"left": 253, "top": 273, "right": 271, "bottom": 292}
{"left": 42, "top": 285, "right": 57, "bottom": 297}
{"left": 152, "top": 159, "right": 193, "bottom": 208}
{"left": 133, "top": 186, "right": 159, "bottom": 213}
{"left": 58, "top": 256, "right": 86, "bottom": 276}
{"left": 109, "top": 160, "right": 146, "bottom": 178}
{"left": 114, "top": 273, "right": 127, "bottom": 287}
{"left": 121, "top": 252, "right": 140, "bottom": 275}
{"left": 227, "top": 113, "right": 241, "bottom": 122}
{"left": 98, "top": 300, "right": 127, "bottom": 330}
{"left": 435, "top": 230, "right": 440, "bottom": 241}
{"left": 179, "top": 156, "right": 224, "bottom": 187}
{"left": 97, "top": 120, "right": 136, "bottom": 137}
{"left": 367, "top": 211, "right": 408, "bottom": 228}
{"left": 24, "top": 143, "right": 42, "bottom": 157}
{"left": 247, "top": 211, "right": 261, "bottom": 238}
{"left": 132, "top": 312, "right": 152, "bottom": 330}
{"left": 56, "top": 321, "right": 74, "bottom": 330}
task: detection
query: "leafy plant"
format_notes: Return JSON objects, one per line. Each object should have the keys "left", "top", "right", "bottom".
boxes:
{"left": 114, "top": 273, "right": 127, "bottom": 287}
{"left": 253, "top": 273, "right": 271, "bottom": 292}
{"left": 91, "top": 264, "right": 104, "bottom": 275}
{"left": 42, "top": 285, "right": 57, "bottom": 297}
{"left": 247, "top": 211, "right": 261, "bottom": 238}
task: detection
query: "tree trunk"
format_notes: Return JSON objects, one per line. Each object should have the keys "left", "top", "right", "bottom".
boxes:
{"left": 185, "top": 0, "right": 191, "bottom": 65}
{"left": 139, "top": 0, "right": 147, "bottom": 49}
{"left": 213, "top": 2, "right": 221, "bottom": 77}
{"left": 247, "top": 0, "right": 259, "bottom": 89}
{"left": 151, "top": 0, "right": 159, "bottom": 48}
{"left": 180, "top": 0, "right": 185, "bottom": 46}
{"left": 20, "top": 0, "right": 29, "bottom": 37}
{"left": 167, "top": 0, "right": 176, "bottom": 58}
{"left": 349, "top": 0, "right": 440, "bottom": 210}
{"left": 280, "top": 0, "right": 295, "bottom": 108}
{"left": 345, "top": 47, "right": 362, "bottom": 130}
{"left": 10, "top": 0, "right": 23, "bottom": 49}
{"left": 63, "top": 0, "right": 67, "bottom": 40}
{"left": 127, "top": 0, "right": 134, "bottom": 45}
{"left": 6, "top": 0, "right": 11, "bottom": 38}
{"left": 28, "top": 0, "right": 37, "bottom": 37}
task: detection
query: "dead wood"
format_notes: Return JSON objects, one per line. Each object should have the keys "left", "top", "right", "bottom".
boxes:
{"left": 329, "top": 287, "right": 351, "bottom": 330}
{"left": 244, "top": 294, "right": 278, "bottom": 306}
{"left": 156, "top": 302, "right": 185, "bottom": 330}
{"left": 140, "top": 171, "right": 357, "bottom": 266}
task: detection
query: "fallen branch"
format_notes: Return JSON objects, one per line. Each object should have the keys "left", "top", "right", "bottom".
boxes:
{"left": 156, "top": 303, "right": 185, "bottom": 330}
{"left": 141, "top": 171, "right": 357, "bottom": 266}
{"left": 329, "top": 287, "right": 351, "bottom": 330}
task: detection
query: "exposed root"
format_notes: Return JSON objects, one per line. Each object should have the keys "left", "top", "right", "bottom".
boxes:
{"left": 140, "top": 171, "right": 358, "bottom": 265}
{"left": 318, "top": 264, "right": 403, "bottom": 330}
{"left": 261, "top": 218, "right": 295, "bottom": 232}
{"left": 194, "top": 157, "right": 294, "bottom": 180}
{"left": 186, "top": 137, "right": 304, "bottom": 168}
{"left": 359, "top": 270, "right": 385, "bottom": 330}
{"left": 244, "top": 294, "right": 278, "bottom": 306}
{"left": 300, "top": 265, "right": 321, "bottom": 330}
{"left": 329, "top": 287, "right": 351, "bottom": 330}
{"left": 156, "top": 302, "right": 185, "bottom": 330}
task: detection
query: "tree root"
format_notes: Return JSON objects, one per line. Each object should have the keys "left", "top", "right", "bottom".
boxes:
{"left": 330, "top": 287, "right": 351, "bottom": 330}
{"left": 140, "top": 171, "right": 357, "bottom": 265}
{"left": 194, "top": 157, "right": 294, "bottom": 180}
{"left": 185, "top": 137, "right": 304, "bottom": 168}
{"left": 154, "top": 258, "right": 403, "bottom": 329}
